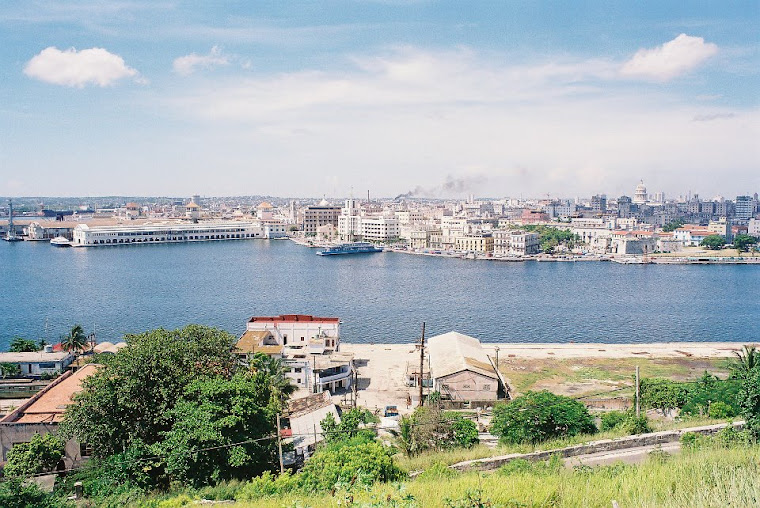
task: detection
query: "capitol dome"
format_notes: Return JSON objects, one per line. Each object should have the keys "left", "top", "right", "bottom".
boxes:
{"left": 633, "top": 180, "right": 648, "bottom": 204}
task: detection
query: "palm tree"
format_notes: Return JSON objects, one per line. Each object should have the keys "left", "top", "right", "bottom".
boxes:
{"left": 731, "top": 345, "right": 759, "bottom": 379}
{"left": 249, "top": 353, "right": 297, "bottom": 403}
{"left": 62, "top": 324, "right": 88, "bottom": 355}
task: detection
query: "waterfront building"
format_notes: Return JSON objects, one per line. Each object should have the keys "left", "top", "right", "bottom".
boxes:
{"left": 673, "top": 225, "right": 718, "bottom": 246}
{"left": 302, "top": 203, "right": 340, "bottom": 235}
{"left": 492, "top": 230, "right": 510, "bottom": 256}
{"left": 361, "top": 216, "right": 399, "bottom": 242}
{"left": 338, "top": 199, "right": 362, "bottom": 241}
{"left": 0, "top": 349, "right": 74, "bottom": 377}
{"left": 246, "top": 314, "right": 341, "bottom": 353}
{"left": 508, "top": 231, "right": 540, "bottom": 255}
{"left": 243, "top": 315, "right": 352, "bottom": 394}
{"left": 427, "top": 331, "right": 499, "bottom": 402}
{"left": 72, "top": 221, "right": 264, "bottom": 246}
{"left": 708, "top": 219, "right": 733, "bottom": 242}
{"left": 0, "top": 364, "right": 99, "bottom": 468}
{"left": 455, "top": 233, "right": 494, "bottom": 253}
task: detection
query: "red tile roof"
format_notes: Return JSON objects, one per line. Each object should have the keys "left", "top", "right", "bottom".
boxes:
{"left": 248, "top": 314, "right": 340, "bottom": 323}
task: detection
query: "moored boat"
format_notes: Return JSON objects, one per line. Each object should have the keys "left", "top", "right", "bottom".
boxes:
{"left": 50, "top": 236, "right": 72, "bottom": 247}
{"left": 317, "top": 242, "right": 384, "bottom": 256}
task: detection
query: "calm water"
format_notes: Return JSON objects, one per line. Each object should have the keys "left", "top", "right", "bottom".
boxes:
{"left": 1, "top": 239, "right": 758, "bottom": 348}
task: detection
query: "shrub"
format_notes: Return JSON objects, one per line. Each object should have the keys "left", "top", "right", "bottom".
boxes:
{"left": 623, "top": 415, "right": 652, "bottom": 435}
{"left": 235, "top": 471, "right": 303, "bottom": 501}
{"left": 0, "top": 479, "right": 67, "bottom": 508}
{"left": 490, "top": 391, "right": 596, "bottom": 444}
{"left": 396, "top": 407, "right": 479, "bottom": 456}
{"left": 708, "top": 401, "right": 736, "bottom": 419}
{"left": 498, "top": 455, "right": 563, "bottom": 476}
{"left": 600, "top": 411, "right": 628, "bottom": 431}
{"left": 680, "top": 375, "right": 741, "bottom": 418}
{"left": 639, "top": 378, "right": 688, "bottom": 415}
{"left": 300, "top": 439, "right": 405, "bottom": 492}
{"left": 3, "top": 433, "right": 65, "bottom": 479}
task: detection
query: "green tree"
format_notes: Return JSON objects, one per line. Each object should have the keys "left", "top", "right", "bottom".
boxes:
{"left": 321, "top": 408, "right": 376, "bottom": 443}
{"left": 490, "top": 391, "right": 596, "bottom": 444}
{"left": 248, "top": 352, "right": 296, "bottom": 405}
{"left": 733, "top": 234, "right": 758, "bottom": 252}
{"left": 156, "top": 373, "right": 280, "bottom": 487}
{"left": 61, "top": 325, "right": 239, "bottom": 457}
{"left": 62, "top": 324, "right": 88, "bottom": 354}
{"left": 3, "top": 433, "right": 65, "bottom": 479}
{"left": 662, "top": 219, "right": 685, "bottom": 232}
{"left": 0, "top": 362, "right": 20, "bottom": 378}
{"left": 700, "top": 235, "right": 725, "bottom": 250}
{"left": 8, "top": 337, "right": 39, "bottom": 352}
{"left": 739, "top": 367, "right": 760, "bottom": 439}
{"left": 639, "top": 378, "right": 688, "bottom": 415}
{"left": 730, "top": 345, "right": 760, "bottom": 380}
{"left": 396, "top": 406, "right": 478, "bottom": 456}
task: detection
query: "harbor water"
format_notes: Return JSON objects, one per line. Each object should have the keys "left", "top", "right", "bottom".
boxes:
{"left": 0, "top": 239, "right": 758, "bottom": 348}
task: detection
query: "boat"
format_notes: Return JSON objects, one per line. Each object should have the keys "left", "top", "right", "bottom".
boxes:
{"left": 50, "top": 236, "right": 72, "bottom": 247}
{"left": 316, "top": 242, "right": 384, "bottom": 256}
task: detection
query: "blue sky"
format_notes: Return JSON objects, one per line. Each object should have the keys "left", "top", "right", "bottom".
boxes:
{"left": 1, "top": 1, "right": 758, "bottom": 199}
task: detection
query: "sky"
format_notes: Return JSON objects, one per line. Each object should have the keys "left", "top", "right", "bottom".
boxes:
{"left": 1, "top": 1, "right": 758, "bottom": 200}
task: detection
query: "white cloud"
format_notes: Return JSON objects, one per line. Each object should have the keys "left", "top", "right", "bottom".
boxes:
{"left": 24, "top": 46, "right": 139, "bottom": 87}
{"left": 24, "top": 46, "right": 139, "bottom": 88}
{"left": 620, "top": 34, "right": 718, "bottom": 81}
{"left": 172, "top": 46, "right": 229, "bottom": 75}
{"left": 161, "top": 47, "right": 758, "bottom": 197}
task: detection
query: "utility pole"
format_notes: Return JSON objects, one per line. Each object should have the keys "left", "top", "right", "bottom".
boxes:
{"left": 635, "top": 366, "right": 640, "bottom": 418}
{"left": 352, "top": 359, "right": 358, "bottom": 409}
{"left": 419, "top": 322, "right": 426, "bottom": 407}
{"left": 276, "top": 413, "right": 284, "bottom": 474}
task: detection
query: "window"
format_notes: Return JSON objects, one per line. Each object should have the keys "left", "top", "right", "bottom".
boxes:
{"left": 38, "top": 363, "right": 56, "bottom": 369}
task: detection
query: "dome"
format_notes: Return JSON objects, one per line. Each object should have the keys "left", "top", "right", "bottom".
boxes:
{"left": 257, "top": 201, "right": 273, "bottom": 209}
{"left": 319, "top": 199, "right": 329, "bottom": 206}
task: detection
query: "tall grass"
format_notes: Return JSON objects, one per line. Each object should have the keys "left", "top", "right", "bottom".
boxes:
{"left": 191, "top": 443, "right": 759, "bottom": 508}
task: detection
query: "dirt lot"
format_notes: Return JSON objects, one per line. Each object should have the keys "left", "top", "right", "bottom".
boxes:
{"left": 340, "top": 342, "right": 748, "bottom": 411}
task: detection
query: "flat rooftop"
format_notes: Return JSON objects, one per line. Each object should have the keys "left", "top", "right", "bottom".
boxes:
{"left": 249, "top": 314, "right": 340, "bottom": 323}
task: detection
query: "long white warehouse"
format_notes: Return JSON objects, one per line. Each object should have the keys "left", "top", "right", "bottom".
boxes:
{"left": 72, "top": 221, "right": 278, "bottom": 246}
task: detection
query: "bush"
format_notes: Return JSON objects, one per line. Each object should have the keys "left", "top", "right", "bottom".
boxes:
{"left": 639, "top": 378, "right": 688, "bottom": 415}
{"left": 3, "top": 433, "right": 65, "bottom": 479}
{"left": 300, "top": 439, "right": 405, "bottom": 492}
{"left": 0, "top": 479, "right": 68, "bottom": 508}
{"left": 490, "top": 391, "right": 596, "bottom": 444}
{"left": 680, "top": 374, "right": 741, "bottom": 418}
{"left": 498, "top": 455, "right": 563, "bottom": 477}
{"left": 235, "top": 471, "right": 303, "bottom": 501}
{"left": 708, "top": 401, "right": 736, "bottom": 419}
{"left": 600, "top": 411, "right": 628, "bottom": 431}
{"left": 623, "top": 415, "right": 652, "bottom": 435}
{"left": 397, "top": 407, "right": 479, "bottom": 456}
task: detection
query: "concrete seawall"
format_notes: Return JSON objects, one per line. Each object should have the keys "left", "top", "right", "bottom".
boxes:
{"left": 449, "top": 421, "right": 745, "bottom": 473}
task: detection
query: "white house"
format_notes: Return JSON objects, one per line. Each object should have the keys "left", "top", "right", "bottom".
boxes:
{"left": 0, "top": 350, "right": 74, "bottom": 377}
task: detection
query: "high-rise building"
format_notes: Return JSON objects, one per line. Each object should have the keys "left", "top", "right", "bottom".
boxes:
{"left": 302, "top": 202, "right": 341, "bottom": 234}
{"left": 736, "top": 195, "right": 756, "bottom": 221}
{"left": 591, "top": 195, "right": 607, "bottom": 213}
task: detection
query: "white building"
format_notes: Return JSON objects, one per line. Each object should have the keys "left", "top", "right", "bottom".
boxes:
{"left": 0, "top": 350, "right": 74, "bottom": 377}
{"left": 508, "top": 231, "right": 540, "bottom": 255}
{"left": 73, "top": 221, "right": 264, "bottom": 246}
{"left": 338, "top": 199, "right": 362, "bottom": 241}
{"left": 246, "top": 314, "right": 341, "bottom": 353}
{"left": 633, "top": 180, "right": 648, "bottom": 204}
{"left": 749, "top": 218, "right": 760, "bottom": 237}
{"left": 361, "top": 216, "right": 399, "bottom": 242}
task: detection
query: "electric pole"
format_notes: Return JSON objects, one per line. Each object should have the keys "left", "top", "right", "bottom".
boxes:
{"left": 276, "top": 413, "right": 284, "bottom": 474}
{"left": 635, "top": 366, "right": 640, "bottom": 418}
{"left": 419, "top": 322, "right": 426, "bottom": 407}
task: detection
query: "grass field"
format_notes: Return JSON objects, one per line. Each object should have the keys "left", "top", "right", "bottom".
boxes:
{"left": 499, "top": 356, "right": 730, "bottom": 397}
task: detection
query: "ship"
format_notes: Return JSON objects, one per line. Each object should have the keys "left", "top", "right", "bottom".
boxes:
{"left": 316, "top": 242, "right": 384, "bottom": 256}
{"left": 50, "top": 236, "right": 72, "bottom": 247}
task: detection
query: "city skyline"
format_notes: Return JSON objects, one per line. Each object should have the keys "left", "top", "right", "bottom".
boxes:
{"left": 1, "top": 1, "right": 758, "bottom": 198}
